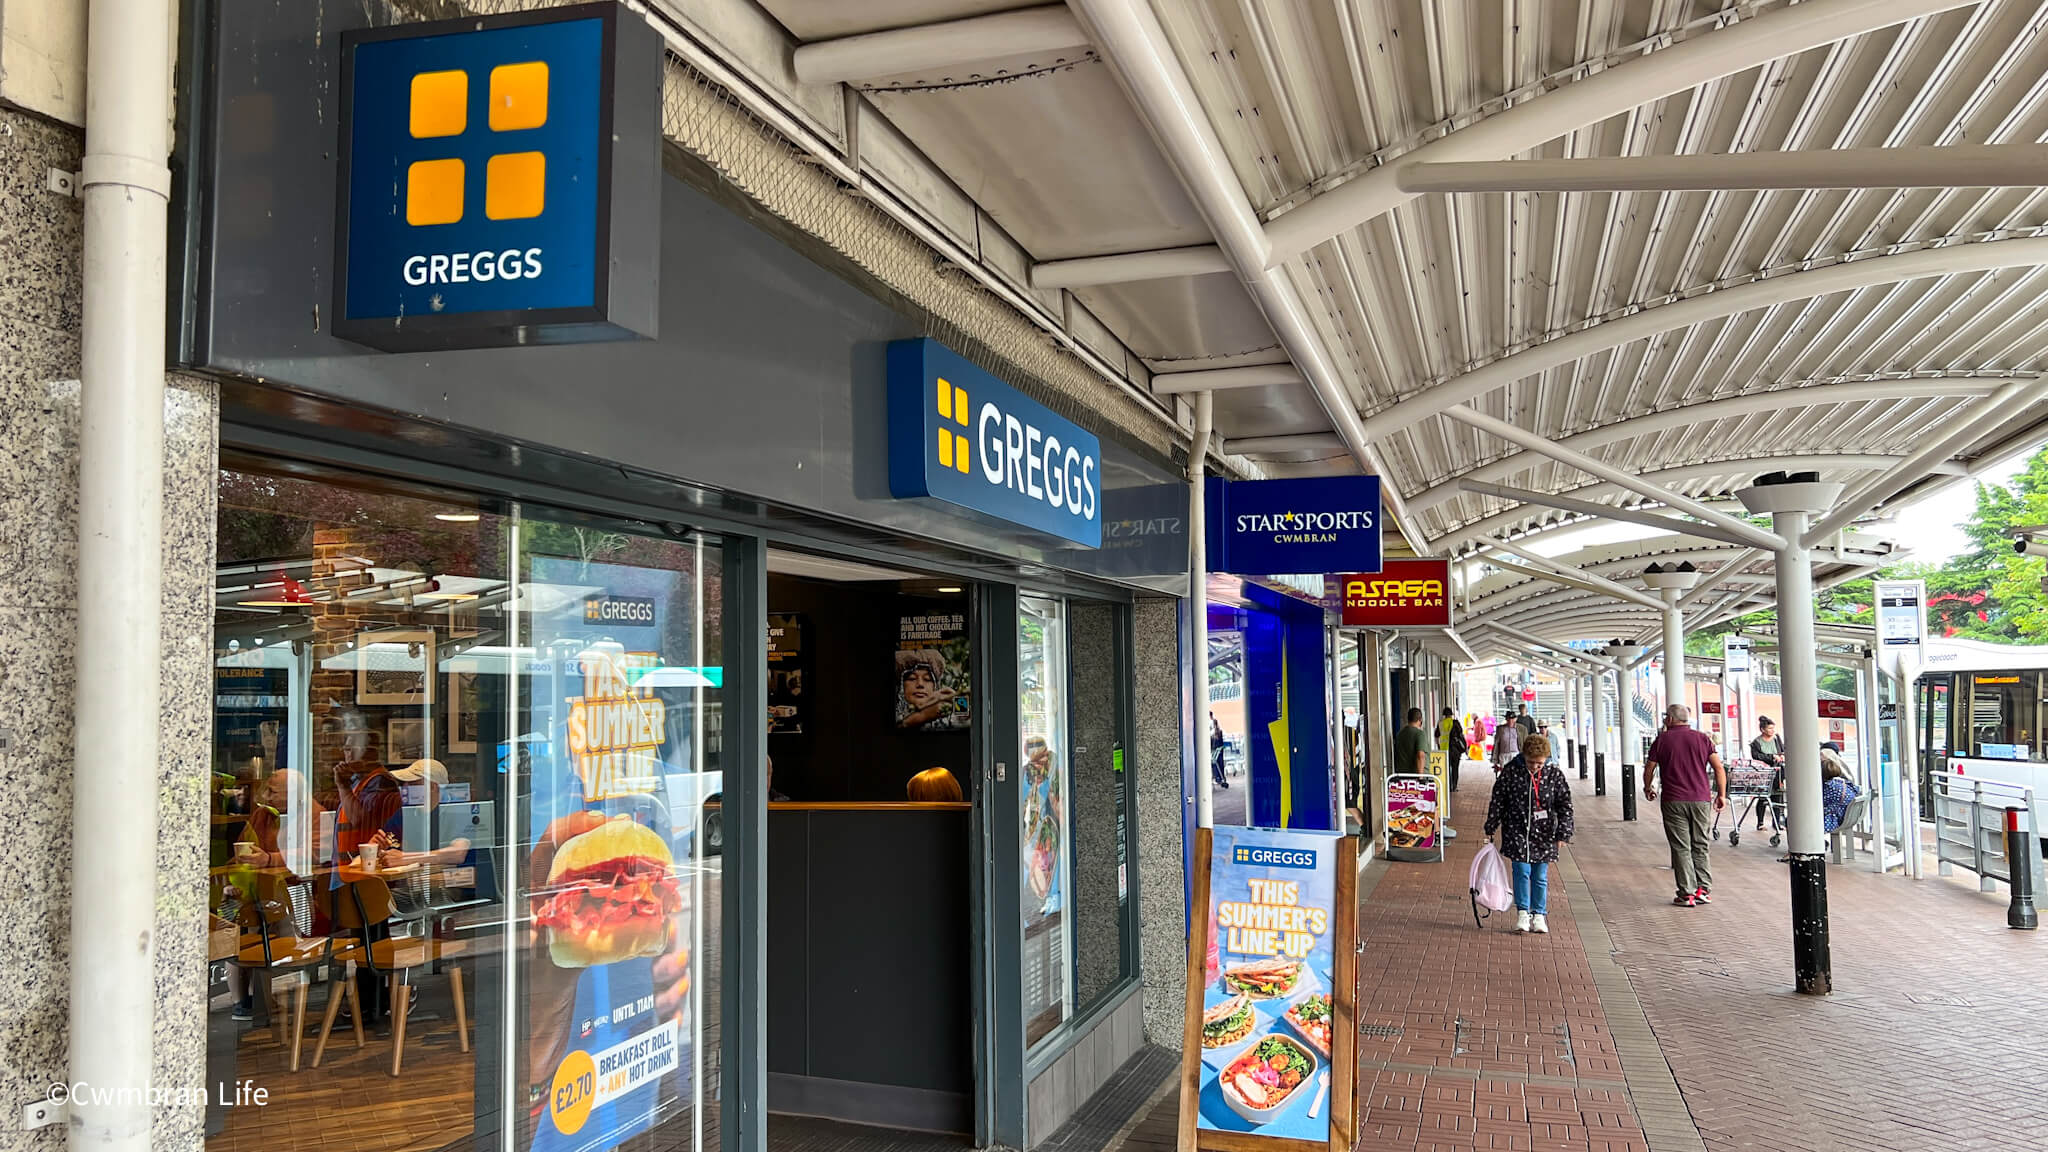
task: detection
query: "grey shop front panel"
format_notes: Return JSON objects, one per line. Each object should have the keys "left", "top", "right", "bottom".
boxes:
{"left": 181, "top": 0, "right": 1183, "bottom": 585}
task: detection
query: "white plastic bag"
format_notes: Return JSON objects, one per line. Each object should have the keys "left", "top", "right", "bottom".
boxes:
{"left": 1469, "top": 842, "right": 1513, "bottom": 913}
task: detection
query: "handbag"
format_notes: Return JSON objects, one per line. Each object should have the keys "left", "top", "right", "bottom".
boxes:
{"left": 1469, "top": 841, "right": 1514, "bottom": 927}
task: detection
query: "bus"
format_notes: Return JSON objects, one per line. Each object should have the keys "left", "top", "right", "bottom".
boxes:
{"left": 1914, "top": 636, "right": 2048, "bottom": 852}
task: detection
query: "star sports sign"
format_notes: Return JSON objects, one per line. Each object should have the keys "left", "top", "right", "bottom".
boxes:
{"left": 1207, "top": 476, "right": 1383, "bottom": 575}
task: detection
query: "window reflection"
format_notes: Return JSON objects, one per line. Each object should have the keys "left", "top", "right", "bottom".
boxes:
{"left": 208, "top": 467, "right": 720, "bottom": 1152}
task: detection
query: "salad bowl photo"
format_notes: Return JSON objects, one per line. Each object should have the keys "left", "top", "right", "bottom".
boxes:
{"left": 1218, "top": 1033, "right": 1320, "bottom": 1124}
{"left": 1282, "top": 992, "right": 1334, "bottom": 1057}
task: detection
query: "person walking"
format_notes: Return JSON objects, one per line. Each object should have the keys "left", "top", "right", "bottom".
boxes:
{"left": 1493, "top": 712, "right": 1522, "bottom": 770}
{"left": 1516, "top": 705, "right": 1537, "bottom": 738}
{"left": 1484, "top": 733, "right": 1575, "bottom": 933}
{"left": 1644, "top": 704, "right": 1728, "bottom": 907}
{"left": 1437, "top": 708, "right": 1466, "bottom": 793}
{"left": 1396, "top": 707, "right": 1454, "bottom": 839}
{"left": 1209, "top": 712, "right": 1229, "bottom": 789}
{"left": 1749, "top": 717, "right": 1785, "bottom": 831}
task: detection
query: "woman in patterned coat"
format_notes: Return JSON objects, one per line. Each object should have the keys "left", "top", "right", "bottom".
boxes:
{"left": 1483, "top": 733, "right": 1576, "bottom": 935}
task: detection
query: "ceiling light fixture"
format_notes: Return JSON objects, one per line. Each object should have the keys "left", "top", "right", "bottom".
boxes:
{"left": 435, "top": 512, "right": 481, "bottom": 522}
{"left": 935, "top": 586, "right": 963, "bottom": 593}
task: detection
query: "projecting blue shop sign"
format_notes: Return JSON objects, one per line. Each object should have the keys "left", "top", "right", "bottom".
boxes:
{"left": 334, "top": 3, "right": 660, "bottom": 351}
{"left": 1209, "top": 476, "right": 1383, "bottom": 575}
{"left": 888, "top": 339, "right": 1103, "bottom": 548}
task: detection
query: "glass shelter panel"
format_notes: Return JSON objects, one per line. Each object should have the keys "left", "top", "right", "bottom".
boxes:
{"left": 1019, "top": 595, "right": 1071, "bottom": 1047}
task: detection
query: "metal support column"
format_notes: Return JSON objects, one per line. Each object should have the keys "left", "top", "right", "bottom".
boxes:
{"left": 1861, "top": 648, "right": 1888, "bottom": 872}
{"left": 1608, "top": 645, "right": 1646, "bottom": 818}
{"left": 1741, "top": 479, "right": 1842, "bottom": 996}
{"left": 1591, "top": 669, "right": 1607, "bottom": 794}
{"left": 720, "top": 535, "right": 770, "bottom": 1152}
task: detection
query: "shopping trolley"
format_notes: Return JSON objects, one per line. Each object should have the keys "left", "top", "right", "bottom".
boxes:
{"left": 1712, "top": 759, "right": 1784, "bottom": 848}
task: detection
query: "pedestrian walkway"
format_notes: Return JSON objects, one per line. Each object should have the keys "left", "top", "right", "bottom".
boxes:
{"left": 1116, "top": 763, "right": 2046, "bottom": 1152}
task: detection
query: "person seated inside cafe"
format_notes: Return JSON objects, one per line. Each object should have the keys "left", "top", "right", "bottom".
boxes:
{"left": 906, "top": 766, "right": 963, "bottom": 803}
{"left": 384, "top": 758, "right": 472, "bottom": 868}
{"left": 225, "top": 767, "right": 324, "bottom": 1021}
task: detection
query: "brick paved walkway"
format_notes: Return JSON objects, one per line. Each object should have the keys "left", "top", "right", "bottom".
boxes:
{"left": 1568, "top": 774, "right": 2048, "bottom": 1152}
{"left": 1116, "top": 761, "right": 2048, "bottom": 1152}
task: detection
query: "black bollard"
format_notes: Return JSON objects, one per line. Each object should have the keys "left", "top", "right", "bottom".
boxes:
{"left": 1595, "top": 752, "right": 1606, "bottom": 796}
{"left": 2007, "top": 806, "right": 2038, "bottom": 930}
{"left": 1621, "top": 765, "right": 1637, "bottom": 821}
{"left": 1789, "top": 854, "right": 1832, "bottom": 994}
{"left": 1577, "top": 743, "right": 1588, "bottom": 780}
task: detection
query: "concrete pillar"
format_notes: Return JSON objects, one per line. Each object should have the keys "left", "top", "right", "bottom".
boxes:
{"left": 1739, "top": 478, "right": 1845, "bottom": 996}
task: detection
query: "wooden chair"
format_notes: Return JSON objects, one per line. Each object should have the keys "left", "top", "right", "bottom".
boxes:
{"left": 228, "top": 872, "right": 331, "bottom": 1073}
{"left": 312, "top": 875, "right": 469, "bottom": 1075}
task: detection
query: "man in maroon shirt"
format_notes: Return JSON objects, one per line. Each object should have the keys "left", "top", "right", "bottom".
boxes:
{"left": 1644, "top": 704, "right": 1728, "bottom": 907}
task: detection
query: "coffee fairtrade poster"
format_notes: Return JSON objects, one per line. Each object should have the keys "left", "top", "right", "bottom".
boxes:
{"left": 1197, "top": 828, "right": 1340, "bottom": 1141}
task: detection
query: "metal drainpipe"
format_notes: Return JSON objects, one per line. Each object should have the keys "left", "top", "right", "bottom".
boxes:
{"left": 1191, "top": 391, "right": 1214, "bottom": 830}
{"left": 71, "top": 0, "right": 172, "bottom": 1148}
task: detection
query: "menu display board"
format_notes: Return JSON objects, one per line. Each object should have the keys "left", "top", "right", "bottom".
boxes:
{"left": 1180, "top": 828, "right": 1356, "bottom": 1152}
{"left": 528, "top": 557, "right": 697, "bottom": 1152}
{"left": 1383, "top": 774, "right": 1442, "bottom": 862}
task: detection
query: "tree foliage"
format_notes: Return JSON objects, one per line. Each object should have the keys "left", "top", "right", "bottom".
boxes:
{"left": 1678, "top": 442, "right": 2048, "bottom": 650}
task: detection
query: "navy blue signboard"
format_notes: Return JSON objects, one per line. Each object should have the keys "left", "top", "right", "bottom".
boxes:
{"left": 1208, "top": 476, "right": 1383, "bottom": 575}
{"left": 888, "top": 338, "right": 1104, "bottom": 548}
{"left": 335, "top": 3, "right": 660, "bottom": 351}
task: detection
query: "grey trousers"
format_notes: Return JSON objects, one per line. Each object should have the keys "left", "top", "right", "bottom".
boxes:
{"left": 1661, "top": 801, "right": 1713, "bottom": 895}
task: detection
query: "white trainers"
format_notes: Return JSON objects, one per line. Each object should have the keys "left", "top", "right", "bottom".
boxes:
{"left": 1531, "top": 914, "right": 1549, "bottom": 934}
{"left": 1515, "top": 910, "right": 1532, "bottom": 933}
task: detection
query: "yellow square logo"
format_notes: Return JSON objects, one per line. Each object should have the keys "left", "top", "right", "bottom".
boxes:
{"left": 406, "top": 158, "right": 465, "bottom": 225}
{"left": 410, "top": 70, "right": 468, "bottom": 138}
{"left": 489, "top": 61, "right": 549, "bottom": 132}
{"left": 485, "top": 151, "right": 546, "bottom": 220}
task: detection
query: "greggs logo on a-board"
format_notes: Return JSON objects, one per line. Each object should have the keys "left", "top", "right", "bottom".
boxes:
{"left": 1339, "top": 559, "right": 1451, "bottom": 627}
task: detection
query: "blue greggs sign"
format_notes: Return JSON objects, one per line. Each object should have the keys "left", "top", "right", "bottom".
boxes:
{"left": 334, "top": 3, "right": 660, "bottom": 351}
{"left": 1208, "top": 476, "right": 1383, "bottom": 575}
{"left": 888, "top": 339, "right": 1103, "bottom": 548}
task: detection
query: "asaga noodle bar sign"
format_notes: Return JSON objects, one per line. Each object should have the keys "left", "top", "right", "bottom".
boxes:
{"left": 1339, "top": 559, "right": 1451, "bottom": 627}
{"left": 888, "top": 338, "right": 1103, "bottom": 548}
{"left": 1195, "top": 828, "right": 1341, "bottom": 1143}
{"left": 335, "top": 3, "right": 660, "bottom": 351}
{"left": 1208, "top": 476, "right": 1383, "bottom": 575}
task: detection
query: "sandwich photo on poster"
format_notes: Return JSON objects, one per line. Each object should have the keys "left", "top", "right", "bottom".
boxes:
{"left": 1197, "top": 828, "right": 1340, "bottom": 1142}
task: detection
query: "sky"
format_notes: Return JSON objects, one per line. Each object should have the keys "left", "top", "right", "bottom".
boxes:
{"left": 1494, "top": 443, "right": 2042, "bottom": 567}
{"left": 1882, "top": 448, "right": 2031, "bottom": 565}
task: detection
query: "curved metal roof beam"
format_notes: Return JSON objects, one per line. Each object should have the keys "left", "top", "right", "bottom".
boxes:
{"left": 1261, "top": 0, "right": 1978, "bottom": 264}
{"left": 1437, "top": 453, "right": 1966, "bottom": 551}
{"left": 1409, "top": 376, "right": 2014, "bottom": 514}
{"left": 1358, "top": 237, "right": 2048, "bottom": 446}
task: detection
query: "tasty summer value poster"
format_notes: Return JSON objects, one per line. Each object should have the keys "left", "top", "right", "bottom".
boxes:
{"left": 527, "top": 557, "right": 697, "bottom": 1152}
{"left": 1199, "top": 827, "right": 1340, "bottom": 1141}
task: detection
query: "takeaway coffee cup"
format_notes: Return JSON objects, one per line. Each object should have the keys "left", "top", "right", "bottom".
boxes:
{"left": 359, "top": 842, "right": 381, "bottom": 870}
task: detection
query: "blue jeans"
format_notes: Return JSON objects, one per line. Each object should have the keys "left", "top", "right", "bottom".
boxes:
{"left": 1512, "top": 860, "right": 1550, "bottom": 914}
